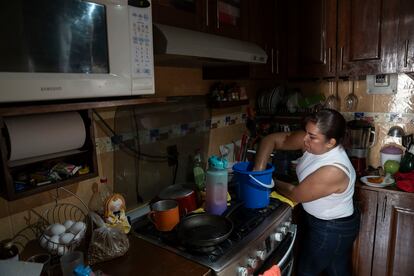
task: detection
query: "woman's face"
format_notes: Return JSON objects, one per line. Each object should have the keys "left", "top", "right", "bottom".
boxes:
{"left": 303, "top": 122, "right": 334, "bottom": 154}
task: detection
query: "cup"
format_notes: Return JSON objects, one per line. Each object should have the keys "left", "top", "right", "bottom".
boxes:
{"left": 60, "top": 251, "right": 84, "bottom": 276}
{"left": 148, "top": 200, "right": 180, "bottom": 231}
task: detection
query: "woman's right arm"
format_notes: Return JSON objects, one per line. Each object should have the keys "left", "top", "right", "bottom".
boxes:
{"left": 253, "top": 131, "right": 305, "bottom": 171}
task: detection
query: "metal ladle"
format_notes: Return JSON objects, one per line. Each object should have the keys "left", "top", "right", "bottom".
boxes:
{"left": 325, "top": 80, "right": 339, "bottom": 110}
{"left": 345, "top": 80, "right": 358, "bottom": 111}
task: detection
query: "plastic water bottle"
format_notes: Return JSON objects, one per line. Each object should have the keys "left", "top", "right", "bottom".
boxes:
{"left": 205, "top": 156, "right": 228, "bottom": 215}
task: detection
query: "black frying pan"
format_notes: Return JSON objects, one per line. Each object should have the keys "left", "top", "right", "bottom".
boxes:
{"left": 177, "top": 213, "right": 234, "bottom": 247}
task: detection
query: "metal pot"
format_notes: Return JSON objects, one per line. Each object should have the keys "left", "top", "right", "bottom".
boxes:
{"left": 177, "top": 213, "right": 233, "bottom": 247}
{"left": 158, "top": 185, "right": 197, "bottom": 216}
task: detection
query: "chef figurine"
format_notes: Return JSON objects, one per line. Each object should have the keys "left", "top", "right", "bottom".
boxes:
{"left": 104, "top": 193, "right": 131, "bottom": 234}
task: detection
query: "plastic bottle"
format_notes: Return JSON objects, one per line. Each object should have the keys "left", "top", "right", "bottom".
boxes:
{"left": 205, "top": 156, "right": 228, "bottom": 215}
{"left": 399, "top": 144, "right": 414, "bottom": 173}
{"left": 193, "top": 151, "right": 205, "bottom": 191}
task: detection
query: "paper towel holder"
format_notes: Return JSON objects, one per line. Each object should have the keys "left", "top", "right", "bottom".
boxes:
{"left": 0, "top": 110, "right": 98, "bottom": 201}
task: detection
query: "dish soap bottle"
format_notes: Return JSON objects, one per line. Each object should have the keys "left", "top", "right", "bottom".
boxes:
{"left": 205, "top": 155, "right": 228, "bottom": 215}
{"left": 193, "top": 150, "right": 205, "bottom": 191}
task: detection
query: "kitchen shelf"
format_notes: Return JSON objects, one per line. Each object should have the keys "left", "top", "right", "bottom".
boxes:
{"left": 0, "top": 96, "right": 167, "bottom": 116}
{"left": 0, "top": 110, "right": 98, "bottom": 200}
{"left": 210, "top": 99, "right": 249, "bottom": 108}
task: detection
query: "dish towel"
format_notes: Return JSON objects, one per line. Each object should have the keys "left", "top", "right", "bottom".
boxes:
{"left": 270, "top": 191, "right": 297, "bottom": 208}
{"left": 394, "top": 171, "right": 414, "bottom": 192}
{"left": 259, "top": 265, "right": 281, "bottom": 276}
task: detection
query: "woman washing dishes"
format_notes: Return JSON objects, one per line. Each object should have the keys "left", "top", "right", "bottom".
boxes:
{"left": 253, "top": 109, "right": 360, "bottom": 276}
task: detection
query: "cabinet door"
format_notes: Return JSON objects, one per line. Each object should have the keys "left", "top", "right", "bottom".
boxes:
{"left": 352, "top": 188, "right": 378, "bottom": 276}
{"left": 207, "top": 0, "right": 248, "bottom": 40}
{"left": 337, "top": 0, "right": 399, "bottom": 76}
{"left": 295, "top": 0, "right": 337, "bottom": 77}
{"left": 372, "top": 192, "right": 414, "bottom": 276}
{"left": 152, "top": 0, "right": 206, "bottom": 31}
{"left": 397, "top": 0, "right": 414, "bottom": 72}
{"left": 249, "top": 1, "right": 286, "bottom": 79}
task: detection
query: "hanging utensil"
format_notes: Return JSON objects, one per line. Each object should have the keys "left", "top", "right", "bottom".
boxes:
{"left": 324, "top": 80, "right": 339, "bottom": 110}
{"left": 345, "top": 80, "right": 358, "bottom": 111}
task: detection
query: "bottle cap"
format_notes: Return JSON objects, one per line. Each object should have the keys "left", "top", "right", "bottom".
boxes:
{"left": 208, "top": 155, "right": 228, "bottom": 170}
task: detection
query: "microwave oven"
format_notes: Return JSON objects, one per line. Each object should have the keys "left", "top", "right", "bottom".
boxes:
{"left": 0, "top": 0, "right": 154, "bottom": 103}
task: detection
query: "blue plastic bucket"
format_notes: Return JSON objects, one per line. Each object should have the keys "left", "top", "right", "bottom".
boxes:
{"left": 232, "top": 162, "right": 275, "bottom": 208}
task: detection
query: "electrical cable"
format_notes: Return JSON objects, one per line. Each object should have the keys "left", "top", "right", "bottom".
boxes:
{"left": 132, "top": 108, "right": 143, "bottom": 203}
{"left": 92, "top": 109, "right": 170, "bottom": 161}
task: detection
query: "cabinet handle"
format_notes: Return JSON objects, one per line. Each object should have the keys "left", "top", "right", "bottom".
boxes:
{"left": 216, "top": 0, "right": 219, "bottom": 29}
{"left": 339, "top": 46, "right": 344, "bottom": 71}
{"left": 404, "top": 39, "right": 409, "bottom": 67}
{"left": 276, "top": 49, "right": 279, "bottom": 74}
{"left": 206, "top": 0, "right": 209, "bottom": 27}
{"left": 381, "top": 195, "right": 387, "bottom": 222}
{"left": 271, "top": 48, "right": 274, "bottom": 74}
{"left": 328, "top": 47, "right": 332, "bottom": 72}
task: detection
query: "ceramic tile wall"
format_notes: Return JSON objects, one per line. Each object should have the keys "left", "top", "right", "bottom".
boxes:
{"left": 0, "top": 66, "right": 279, "bottom": 242}
{"left": 294, "top": 73, "right": 414, "bottom": 168}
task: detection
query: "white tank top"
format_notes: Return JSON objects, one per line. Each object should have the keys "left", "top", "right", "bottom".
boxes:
{"left": 296, "top": 145, "right": 356, "bottom": 220}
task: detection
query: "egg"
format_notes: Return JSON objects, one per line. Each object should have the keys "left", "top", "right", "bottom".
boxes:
{"left": 47, "top": 235, "right": 60, "bottom": 251}
{"left": 63, "top": 220, "right": 74, "bottom": 230}
{"left": 57, "top": 245, "right": 67, "bottom": 256}
{"left": 39, "top": 234, "right": 50, "bottom": 249}
{"left": 47, "top": 223, "right": 66, "bottom": 236}
{"left": 59, "top": 233, "right": 75, "bottom": 245}
{"left": 68, "top": 221, "right": 86, "bottom": 235}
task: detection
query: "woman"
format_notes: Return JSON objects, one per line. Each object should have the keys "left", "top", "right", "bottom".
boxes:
{"left": 254, "top": 109, "right": 360, "bottom": 276}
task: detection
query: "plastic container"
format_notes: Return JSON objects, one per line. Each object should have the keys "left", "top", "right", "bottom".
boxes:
{"left": 232, "top": 162, "right": 275, "bottom": 209}
{"left": 205, "top": 156, "right": 228, "bottom": 215}
{"left": 380, "top": 146, "right": 403, "bottom": 167}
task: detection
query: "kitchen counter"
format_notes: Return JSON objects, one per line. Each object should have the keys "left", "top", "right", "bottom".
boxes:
{"left": 357, "top": 180, "right": 414, "bottom": 197}
{"left": 92, "top": 233, "right": 212, "bottom": 276}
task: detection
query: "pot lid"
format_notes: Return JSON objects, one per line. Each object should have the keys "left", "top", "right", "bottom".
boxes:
{"left": 159, "top": 185, "right": 194, "bottom": 199}
{"left": 380, "top": 145, "right": 403, "bottom": 154}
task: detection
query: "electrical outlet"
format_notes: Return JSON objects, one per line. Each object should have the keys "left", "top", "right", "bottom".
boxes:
{"left": 167, "top": 145, "right": 178, "bottom": 166}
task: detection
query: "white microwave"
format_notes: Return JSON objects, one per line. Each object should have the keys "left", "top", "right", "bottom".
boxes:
{"left": 0, "top": 0, "right": 154, "bottom": 103}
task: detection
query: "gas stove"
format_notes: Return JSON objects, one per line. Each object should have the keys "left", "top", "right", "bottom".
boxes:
{"left": 133, "top": 199, "right": 295, "bottom": 275}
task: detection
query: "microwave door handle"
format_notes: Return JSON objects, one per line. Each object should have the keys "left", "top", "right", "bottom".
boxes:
{"left": 277, "top": 225, "right": 297, "bottom": 267}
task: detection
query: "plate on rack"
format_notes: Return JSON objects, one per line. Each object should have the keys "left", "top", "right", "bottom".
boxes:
{"left": 360, "top": 175, "right": 394, "bottom": 188}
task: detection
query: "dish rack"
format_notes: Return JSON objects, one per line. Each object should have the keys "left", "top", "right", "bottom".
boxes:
{"left": 37, "top": 187, "right": 90, "bottom": 256}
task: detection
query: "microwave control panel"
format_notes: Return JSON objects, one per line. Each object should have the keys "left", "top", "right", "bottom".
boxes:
{"left": 129, "top": 1, "right": 154, "bottom": 94}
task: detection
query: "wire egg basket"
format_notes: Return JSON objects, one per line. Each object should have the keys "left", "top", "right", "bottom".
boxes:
{"left": 37, "top": 187, "right": 90, "bottom": 256}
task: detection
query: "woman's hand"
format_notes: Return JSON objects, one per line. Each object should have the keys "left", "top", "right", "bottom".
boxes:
{"left": 253, "top": 131, "right": 305, "bottom": 171}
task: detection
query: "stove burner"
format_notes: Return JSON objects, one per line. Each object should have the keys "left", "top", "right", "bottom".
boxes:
{"left": 133, "top": 198, "right": 285, "bottom": 265}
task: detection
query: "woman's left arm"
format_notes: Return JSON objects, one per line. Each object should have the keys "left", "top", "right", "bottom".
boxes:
{"left": 276, "top": 165, "right": 349, "bottom": 203}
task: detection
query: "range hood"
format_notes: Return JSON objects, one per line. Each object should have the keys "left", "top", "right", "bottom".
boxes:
{"left": 153, "top": 24, "right": 267, "bottom": 66}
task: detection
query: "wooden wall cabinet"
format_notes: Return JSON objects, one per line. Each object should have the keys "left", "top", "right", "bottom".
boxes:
{"left": 353, "top": 186, "right": 414, "bottom": 276}
{"left": 152, "top": 0, "right": 248, "bottom": 40}
{"left": 151, "top": 0, "right": 206, "bottom": 31}
{"left": 0, "top": 110, "right": 97, "bottom": 200}
{"left": 248, "top": 0, "right": 287, "bottom": 80}
{"left": 287, "top": 0, "right": 337, "bottom": 78}
{"left": 397, "top": 0, "right": 414, "bottom": 72}
{"left": 337, "top": 0, "right": 399, "bottom": 76}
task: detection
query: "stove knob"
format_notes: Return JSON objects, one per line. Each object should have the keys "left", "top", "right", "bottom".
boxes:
{"left": 237, "top": 266, "right": 249, "bottom": 276}
{"left": 279, "top": 226, "right": 288, "bottom": 235}
{"left": 256, "top": 250, "right": 266, "bottom": 261}
{"left": 271, "top": 232, "right": 283, "bottom": 242}
{"left": 247, "top": 257, "right": 258, "bottom": 269}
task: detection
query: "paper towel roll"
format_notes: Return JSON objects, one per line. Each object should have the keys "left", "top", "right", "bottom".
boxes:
{"left": 4, "top": 112, "right": 86, "bottom": 161}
